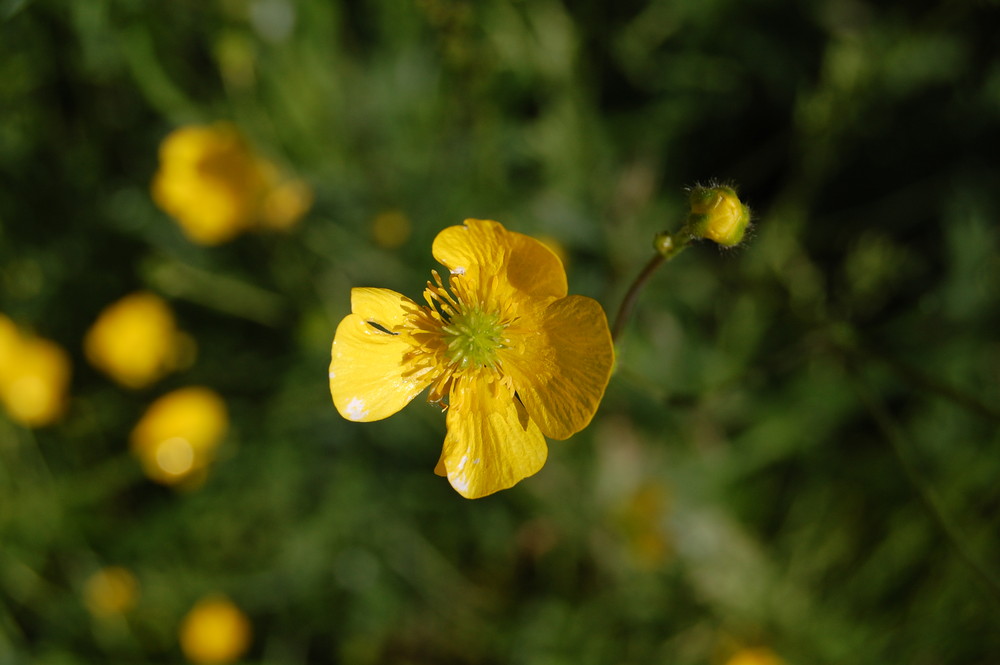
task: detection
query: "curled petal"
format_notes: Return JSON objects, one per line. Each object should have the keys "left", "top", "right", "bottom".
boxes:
{"left": 432, "top": 219, "right": 568, "bottom": 303}
{"left": 435, "top": 375, "right": 547, "bottom": 499}
{"left": 501, "top": 295, "right": 614, "bottom": 440}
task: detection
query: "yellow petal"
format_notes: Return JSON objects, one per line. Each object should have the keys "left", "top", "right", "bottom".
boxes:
{"left": 329, "top": 290, "right": 432, "bottom": 421}
{"left": 350, "top": 287, "right": 417, "bottom": 330}
{"left": 435, "top": 374, "right": 547, "bottom": 498}
{"left": 432, "top": 219, "right": 567, "bottom": 302}
{"left": 501, "top": 295, "right": 614, "bottom": 440}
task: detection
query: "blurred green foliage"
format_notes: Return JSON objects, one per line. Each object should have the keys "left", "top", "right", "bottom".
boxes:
{"left": 2, "top": 0, "right": 1000, "bottom": 663}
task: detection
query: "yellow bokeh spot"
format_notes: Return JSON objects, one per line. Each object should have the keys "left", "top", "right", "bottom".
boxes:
{"left": 261, "top": 178, "right": 313, "bottom": 230}
{"left": 83, "top": 566, "right": 139, "bottom": 617}
{"left": 725, "top": 647, "right": 786, "bottom": 665}
{"left": 85, "top": 292, "right": 190, "bottom": 389}
{"left": 371, "top": 209, "right": 412, "bottom": 249}
{"left": 0, "top": 315, "right": 70, "bottom": 428}
{"left": 131, "top": 387, "right": 228, "bottom": 486}
{"left": 617, "top": 482, "right": 673, "bottom": 569}
{"left": 215, "top": 31, "right": 256, "bottom": 89}
{"left": 180, "top": 595, "right": 252, "bottom": 665}
{"left": 151, "top": 123, "right": 312, "bottom": 245}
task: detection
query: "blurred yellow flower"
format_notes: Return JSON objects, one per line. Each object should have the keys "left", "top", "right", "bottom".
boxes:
{"left": 85, "top": 292, "right": 192, "bottom": 389}
{"left": 151, "top": 122, "right": 311, "bottom": 245}
{"left": 725, "top": 647, "right": 786, "bottom": 665}
{"left": 83, "top": 566, "right": 139, "bottom": 617}
{"left": 371, "top": 209, "right": 412, "bottom": 249}
{"left": 330, "top": 219, "right": 614, "bottom": 498}
{"left": 617, "top": 482, "right": 672, "bottom": 569}
{"left": 0, "top": 314, "right": 71, "bottom": 427}
{"left": 179, "top": 595, "right": 251, "bottom": 665}
{"left": 261, "top": 177, "right": 314, "bottom": 231}
{"left": 130, "top": 387, "right": 228, "bottom": 486}
{"left": 0, "top": 314, "right": 19, "bottom": 365}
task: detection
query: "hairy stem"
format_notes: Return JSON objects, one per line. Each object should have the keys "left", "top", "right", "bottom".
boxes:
{"left": 611, "top": 232, "right": 692, "bottom": 344}
{"left": 611, "top": 253, "right": 664, "bottom": 344}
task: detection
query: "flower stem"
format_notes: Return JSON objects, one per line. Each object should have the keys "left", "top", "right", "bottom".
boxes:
{"left": 611, "top": 231, "right": 691, "bottom": 344}
{"left": 611, "top": 253, "right": 663, "bottom": 344}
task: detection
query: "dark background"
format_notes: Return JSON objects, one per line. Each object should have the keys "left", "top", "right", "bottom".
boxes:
{"left": 2, "top": 0, "right": 999, "bottom": 663}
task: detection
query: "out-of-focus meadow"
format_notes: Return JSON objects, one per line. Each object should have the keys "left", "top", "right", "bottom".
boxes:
{"left": 2, "top": 0, "right": 1000, "bottom": 663}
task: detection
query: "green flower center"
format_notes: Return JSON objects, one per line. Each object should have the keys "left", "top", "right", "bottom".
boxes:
{"left": 441, "top": 307, "right": 505, "bottom": 369}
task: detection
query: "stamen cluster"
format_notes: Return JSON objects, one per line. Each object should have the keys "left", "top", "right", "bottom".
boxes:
{"left": 399, "top": 270, "right": 514, "bottom": 406}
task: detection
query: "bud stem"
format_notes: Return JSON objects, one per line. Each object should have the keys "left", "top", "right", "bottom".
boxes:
{"left": 611, "top": 182, "right": 751, "bottom": 345}
{"left": 611, "top": 232, "right": 691, "bottom": 344}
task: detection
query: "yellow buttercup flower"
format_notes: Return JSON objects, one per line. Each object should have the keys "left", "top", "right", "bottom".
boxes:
{"left": 151, "top": 123, "right": 311, "bottom": 245}
{"left": 130, "top": 387, "right": 228, "bottom": 486}
{"left": 83, "top": 566, "right": 139, "bottom": 617}
{"left": 85, "top": 292, "right": 191, "bottom": 389}
{"left": 179, "top": 595, "right": 251, "bottom": 665}
{"left": 329, "top": 219, "right": 615, "bottom": 498}
{"left": 0, "top": 315, "right": 71, "bottom": 427}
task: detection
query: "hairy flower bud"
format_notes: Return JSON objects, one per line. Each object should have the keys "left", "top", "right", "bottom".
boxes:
{"left": 686, "top": 185, "right": 750, "bottom": 248}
